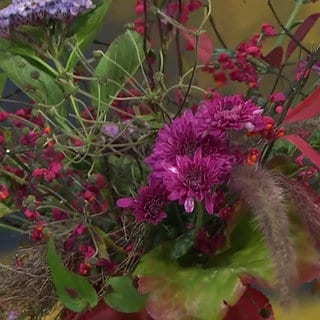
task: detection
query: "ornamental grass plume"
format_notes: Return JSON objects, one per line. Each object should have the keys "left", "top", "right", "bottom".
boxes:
{"left": 230, "top": 165, "right": 296, "bottom": 305}
{"left": 281, "top": 177, "right": 320, "bottom": 249}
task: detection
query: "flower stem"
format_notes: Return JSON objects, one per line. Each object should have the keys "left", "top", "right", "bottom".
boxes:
{"left": 275, "top": 0, "right": 304, "bottom": 47}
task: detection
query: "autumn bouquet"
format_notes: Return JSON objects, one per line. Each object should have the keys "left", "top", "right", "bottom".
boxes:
{"left": 1, "top": 0, "right": 320, "bottom": 319}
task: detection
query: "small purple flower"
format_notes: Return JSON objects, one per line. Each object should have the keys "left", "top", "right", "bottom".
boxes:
{"left": 196, "top": 95, "right": 264, "bottom": 137}
{"left": 163, "top": 149, "right": 225, "bottom": 214}
{"left": 102, "top": 123, "right": 120, "bottom": 138}
{"left": 117, "top": 178, "right": 169, "bottom": 225}
{"left": 0, "top": 0, "right": 95, "bottom": 37}
{"left": 8, "top": 310, "right": 19, "bottom": 320}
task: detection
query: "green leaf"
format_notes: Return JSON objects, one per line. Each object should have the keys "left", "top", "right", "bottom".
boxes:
{"left": 170, "top": 236, "right": 194, "bottom": 259}
{"left": 0, "top": 202, "right": 14, "bottom": 218}
{"left": 66, "top": 0, "right": 111, "bottom": 70}
{"left": 91, "top": 30, "right": 144, "bottom": 108}
{"left": 104, "top": 276, "right": 148, "bottom": 313}
{"left": 0, "top": 50, "right": 65, "bottom": 107}
{"left": 134, "top": 214, "right": 275, "bottom": 320}
{"left": 0, "top": 38, "right": 58, "bottom": 77}
{"left": 0, "top": 73, "right": 7, "bottom": 98}
{"left": 47, "top": 238, "right": 98, "bottom": 312}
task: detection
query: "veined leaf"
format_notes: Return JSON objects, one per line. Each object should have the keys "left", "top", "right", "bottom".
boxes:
{"left": 0, "top": 73, "right": 7, "bottom": 98}
{"left": 134, "top": 214, "right": 275, "bottom": 320}
{"left": 47, "top": 238, "right": 98, "bottom": 313}
{"left": 91, "top": 30, "right": 144, "bottom": 109}
{"left": 104, "top": 276, "right": 148, "bottom": 313}
{"left": 0, "top": 50, "right": 65, "bottom": 108}
{"left": 66, "top": 0, "right": 111, "bottom": 70}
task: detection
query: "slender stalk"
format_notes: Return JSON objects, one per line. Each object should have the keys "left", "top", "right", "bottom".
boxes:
{"left": 275, "top": 0, "right": 304, "bottom": 47}
{"left": 268, "top": 0, "right": 310, "bottom": 55}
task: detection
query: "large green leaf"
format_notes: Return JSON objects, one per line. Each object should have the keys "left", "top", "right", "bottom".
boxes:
{"left": 0, "top": 73, "right": 7, "bottom": 98}
{"left": 66, "top": 0, "right": 111, "bottom": 70}
{"left": 91, "top": 30, "right": 144, "bottom": 108}
{"left": 134, "top": 214, "right": 275, "bottom": 320}
{"left": 0, "top": 50, "right": 65, "bottom": 107}
{"left": 104, "top": 276, "right": 148, "bottom": 313}
{"left": 47, "top": 238, "right": 98, "bottom": 312}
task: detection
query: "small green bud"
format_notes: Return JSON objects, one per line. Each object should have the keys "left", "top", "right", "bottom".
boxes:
{"left": 30, "top": 70, "right": 40, "bottom": 79}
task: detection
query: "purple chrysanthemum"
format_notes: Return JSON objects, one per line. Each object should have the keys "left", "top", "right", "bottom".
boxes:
{"left": 196, "top": 95, "right": 265, "bottom": 137}
{"left": 146, "top": 109, "right": 235, "bottom": 173}
{"left": 0, "top": 0, "right": 95, "bottom": 37}
{"left": 117, "top": 178, "right": 169, "bottom": 225}
{"left": 163, "top": 149, "right": 227, "bottom": 214}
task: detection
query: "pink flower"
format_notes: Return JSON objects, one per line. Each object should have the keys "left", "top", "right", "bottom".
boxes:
{"left": 52, "top": 208, "right": 68, "bottom": 221}
{"left": 79, "top": 261, "right": 92, "bottom": 276}
{"left": 31, "top": 223, "right": 45, "bottom": 242}
{"left": 24, "top": 208, "right": 40, "bottom": 220}
{"left": 134, "top": 18, "right": 145, "bottom": 35}
{"left": 269, "top": 91, "right": 286, "bottom": 103}
{"left": 0, "top": 184, "right": 9, "bottom": 200}
{"left": 64, "top": 235, "right": 76, "bottom": 251}
{"left": 117, "top": 178, "right": 169, "bottom": 225}
{"left": 73, "top": 223, "right": 87, "bottom": 235}
{"left": 196, "top": 95, "right": 264, "bottom": 137}
{"left": 163, "top": 149, "right": 226, "bottom": 213}
{"left": 0, "top": 111, "right": 8, "bottom": 121}
{"left": 19, "top": 131, "right": 39, "bottom": 146}
{"left": 145, "top": 109, "right": 235, "bottom": 175}
{"left": 261, "top": 23, "right": 276, "bottom": 36}
{"left": 79, "top": 245, "right": 96, "bottom": 259}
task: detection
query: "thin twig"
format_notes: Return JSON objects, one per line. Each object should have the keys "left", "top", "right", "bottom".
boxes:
{"left": 268, "top": 0, "right": 311, "bottom": 56}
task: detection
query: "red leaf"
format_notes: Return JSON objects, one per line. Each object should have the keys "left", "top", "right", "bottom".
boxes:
{"left": 62, "top": 300, "right": 149, "bottom": 320}
{"left": 286, "top": 13, "right": 320, "bottom": 60}
{"left": 262, "top": 46, "right": 283, "bottom": 68}
{"left": 223, "top": 287, "right": 274, "bottom": 320}
{"left": 283, "top": 86, "right": 320, "bottom": 124}
{"left": 182, "top": 29, "right": 213, "bottom": 65}
{"left": 281, "top": 134, "right": 320, "bottom": 168}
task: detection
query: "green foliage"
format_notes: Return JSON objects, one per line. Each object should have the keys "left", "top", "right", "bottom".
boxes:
{"left": 66, "top": 0, "right": 112, "bottom": 70}
{"left": 0, "top": 202, "right": 14, "bottom": 218}
{"left": 0, "top": 73, "right": 6, "bottom": 97}
{"left": 0, "top": 49, "right": 64, "bottom": 107}
{"left": 91, "top": 30, "right": 145, "bottom": 108}
{"left": 170, "top": 236, "right": 194, "bottom": 259}
{"left": 134, "top": 214, "right": 275, "bottom": 320}
{"left": 104, "top": 276, "right": 148, "bottom": 313}
{"left": 47, "top": 238, "right": 98, "bottom": 312}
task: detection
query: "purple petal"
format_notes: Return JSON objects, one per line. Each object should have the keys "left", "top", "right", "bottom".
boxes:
{"left": 116, "top": 197, "right": 134, "bottom": 208}
{"left": 184, "top": 197, "right": 194, "bottom": 213}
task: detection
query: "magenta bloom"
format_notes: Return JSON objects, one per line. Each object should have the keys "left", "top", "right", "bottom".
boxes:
{"left": 117, "top": 179, "right": 169, "bottom": 225}
{"left": 163, "top": 149, "right": 225, "bottom": 214}
{"left": 196, "top": 95, "right": 264, "bottom": 137}
{"left": 146, "top": 109, "right": 233, "bottom": 173}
